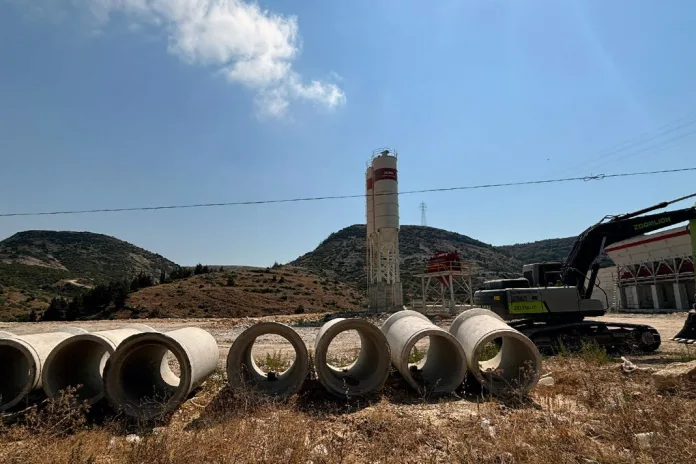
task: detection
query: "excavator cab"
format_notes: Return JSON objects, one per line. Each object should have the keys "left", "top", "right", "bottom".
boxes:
{"left": 522, "top": 262, "right": 564, "bottom": 287}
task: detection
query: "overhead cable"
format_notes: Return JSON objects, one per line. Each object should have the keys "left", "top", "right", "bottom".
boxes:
{"left": 0, "top": 166, "right": 694, "bottom": 218}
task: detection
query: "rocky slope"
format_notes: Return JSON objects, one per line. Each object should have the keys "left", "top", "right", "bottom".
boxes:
{"left": 0, "top": 230, "right": 177, "bottom": 283}
{"left": 0, "top": 230, "right": 178, "bottom": 320}
{"left": 291, "top": 225, "right": 529, "bottom": 297}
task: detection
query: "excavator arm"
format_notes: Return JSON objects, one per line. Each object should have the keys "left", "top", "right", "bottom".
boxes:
{"left": 562, "top": 196, "right": 696, "bottom": 298}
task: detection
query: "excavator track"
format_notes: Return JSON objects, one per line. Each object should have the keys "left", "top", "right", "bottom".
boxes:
{"left": 506, "top": 319, "right": 661, "bottom": 355}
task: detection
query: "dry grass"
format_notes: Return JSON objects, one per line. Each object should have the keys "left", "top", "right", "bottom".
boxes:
{"left": 2, "top": 354, "right": 696, "bottom": 464}
{"left": 126, "top": 266, "right": 366, "bottom": 319}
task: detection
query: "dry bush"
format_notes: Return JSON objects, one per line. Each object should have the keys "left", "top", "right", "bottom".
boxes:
{"left": 2, "top": 356, "right": 696, "bottom": 464}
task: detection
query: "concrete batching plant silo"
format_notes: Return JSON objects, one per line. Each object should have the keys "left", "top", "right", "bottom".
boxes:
{"left": 366, "top": 148, "right": 403, "bottom": 311}
{"left": 366, "top": 165, "right": 376, "bottom": 293}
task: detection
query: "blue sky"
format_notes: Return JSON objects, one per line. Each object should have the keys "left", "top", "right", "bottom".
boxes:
{"left": 0, "top": 0, "right": 695, "bottom": 267}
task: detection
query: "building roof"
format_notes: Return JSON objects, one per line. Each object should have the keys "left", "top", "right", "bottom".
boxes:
{"left": 605, "top": 225, "right": 691, "bottom": 266}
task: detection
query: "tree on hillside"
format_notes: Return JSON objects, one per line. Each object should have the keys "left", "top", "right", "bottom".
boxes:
{"left": 170, "top": 266, "right": 193, "bottom": 280}
{"left": 110, "top": 281, "right": 129, "bottom": 309}
{"left": 130, "top": 272, "right": 154, "bottom": 292}
{"left": 42, "top": 297, "right": 69, "bottom": 321}
{"left": 160, "top": 270, "right": 167, "bottom": 284}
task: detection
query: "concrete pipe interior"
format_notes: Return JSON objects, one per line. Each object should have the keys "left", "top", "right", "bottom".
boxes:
{"left": 403, "top": 332, "right": 465, "bottom": 393}
{"left": 107, "top": 341, "right": 183, "bottom": 418}
{"left": 250, "top": 334, "right": 297, "bottom": 377}
{"left": 43, "top": 338, "right": 110, "bottom": 403}
{"left": 227, "top": 322, "right": 309, "bottom": 397}
{"left": 0, "top": 344, "right": 32, "bottom": 410}
{"left": 315, "top": 320, "right": 391, "bottom": 398}
{"left": 474, "top": 333, "right": 540, "bottom": 394}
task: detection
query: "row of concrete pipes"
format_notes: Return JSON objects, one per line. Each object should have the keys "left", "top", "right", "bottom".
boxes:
{"left": 0, "top": 309, "right": 542, "bottom": 420}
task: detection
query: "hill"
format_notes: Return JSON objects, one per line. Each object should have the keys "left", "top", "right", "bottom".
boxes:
{"left": 126, "top": 266, "right": 366, "bottom": 318}
{"left": 291, "top": 225, "right": 526, "bottom": 298}
{"left": 0, "top": 230, "right": 178, "bottom": 319}
{"left": 500, "top": 236, "right": 614, "bottom": 268}
{"left": 0, "top": 230, "right": 177, "bottom": 281}
{"left": 498, "top": 237, "right": 577, "bottom": 264}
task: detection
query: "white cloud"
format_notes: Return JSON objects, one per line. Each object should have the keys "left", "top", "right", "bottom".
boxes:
{"left": 15, "top": 0, "right": 346, "bottom": 118}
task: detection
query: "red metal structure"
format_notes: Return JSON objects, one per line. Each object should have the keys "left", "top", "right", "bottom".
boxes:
{"left": 426, "top": 251, "right": 462, "bottom": 273}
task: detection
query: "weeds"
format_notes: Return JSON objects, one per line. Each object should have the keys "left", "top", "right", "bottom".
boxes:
{"left": 677, "top": 344, "right": 696, "bottom": 362}
{"left": 254, "top": 350, "right": 294, "bottom": 373}
{"left": 2, "top": 354, "right": 696, "bottom": 463}
{"left": 408, "top": 345, "right": 426, "bottom": 364}
{"left": 579, "top": 339, "right": 613, "bottom": 366}
{"left": 326, "top": 347, "right": 360, "bottom": 368}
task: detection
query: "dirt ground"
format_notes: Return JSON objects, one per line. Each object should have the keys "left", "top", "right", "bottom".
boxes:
{"left": 1, "top": 311, "right": 693, "bottom": 370}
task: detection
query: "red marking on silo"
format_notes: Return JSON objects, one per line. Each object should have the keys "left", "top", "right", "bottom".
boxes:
{"left": 373, "top": 168, "right": 397, "bottom": 181}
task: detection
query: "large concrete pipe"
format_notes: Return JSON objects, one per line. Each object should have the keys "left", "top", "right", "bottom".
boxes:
{"left": 227, "top": 322, "right": 309, "bottom": 397}
{"left": 0, "top": 331, "right": 14, "bottom": 338}
{"left": 42, "top": 324, "right": 155, "bottom": 404}
{"left": 0, "top": 327, "right": 88, "bottom": 412}
{"left": 314, "top": 318, "right": 391, "bottom": 398}
{"left": 381, "top": 310, "right": 466, "bottom": 394}
{"left": 103, "top": 327, "right": 218, "bottom": 420}
{"left": 449, "top": 308, "right": 542, "bottom": 395}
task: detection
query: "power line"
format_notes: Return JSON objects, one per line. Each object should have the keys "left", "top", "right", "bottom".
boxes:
{"left": 543, "top": 113, "right": 696, "bottom": 178}
{"left": 1, "top": 166, "right": 694, "bottom": 218}
{"left": 419, "top": 202, "right": 427, "bottom": 226}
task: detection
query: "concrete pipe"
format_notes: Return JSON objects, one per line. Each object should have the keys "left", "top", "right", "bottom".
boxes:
{"left": 314, "top": 318, "right": 391, "bottom": 398}
{"left": 0, "top": 331, "right": 14, "bottom": 338}
{"left": 381, "top": 310, "right": 467, "bottom": 394}
{"left": 42, "top": 324, "right": 156, "bottom": 404}
{"left": 226, "top": 322, "right": 309, "bottom": 397}
{"left": 103, "top": 327, "right": 218, "bottom": 420}
{"left": 449, "top": 308, "right": 542, "bottom": 396}
{"left": 0, "top": 327, "right": 88, "bottom": 412}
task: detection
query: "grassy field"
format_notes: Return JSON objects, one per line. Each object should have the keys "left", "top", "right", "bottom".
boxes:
{"left": 2, "top": 345, "right": 695, "bottom": 464}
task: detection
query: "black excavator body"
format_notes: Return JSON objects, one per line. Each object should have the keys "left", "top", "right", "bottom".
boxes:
{"left": 475, "top": 194, "right": 696, "bottom": 354}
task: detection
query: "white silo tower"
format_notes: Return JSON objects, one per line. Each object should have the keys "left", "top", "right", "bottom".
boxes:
{"left": 367, "top": 148, "right": 403, "bottom": 311}
{"left": 365, "top": 165, "right": 376, "bottom": 288}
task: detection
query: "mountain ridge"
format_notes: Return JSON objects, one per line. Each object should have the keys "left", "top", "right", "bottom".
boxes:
{"left": 0, "top": 230, "right": 178, "bottom": 290}
{"left": 291, "top": 224, "right": 583, "bottom": 297}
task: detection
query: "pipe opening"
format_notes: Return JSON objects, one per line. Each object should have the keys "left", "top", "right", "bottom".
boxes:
{"left": 406, "top": 333, "right": 464, "bottom": 392}
{"left": 116, "top": 343, "right": 181, "bottom": 408}
{"left": 0, "top": 345, "right": 31, "bottom": 409}
{"left": 408, "top": 337, "right": 429, "bottom": 370}
{"left": 45, "top": 339, "right": 109, "bottom": 402}
{"left": 326, "top": 329, "right": 360, "bottom": 370}
{"left": 227, "top": 322, "right": 309, "bottom": 397}
{"left": 478, "top": 339, "right": 502, "bottom": 362}
{"left": 251, "top": 334, "right": 297, "bottom": 378}
{"left": 315, "top": 321, "right": 390, "bottom": 398}
{"left": 475, "top": 335, "right": 539, "bottom": 393}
